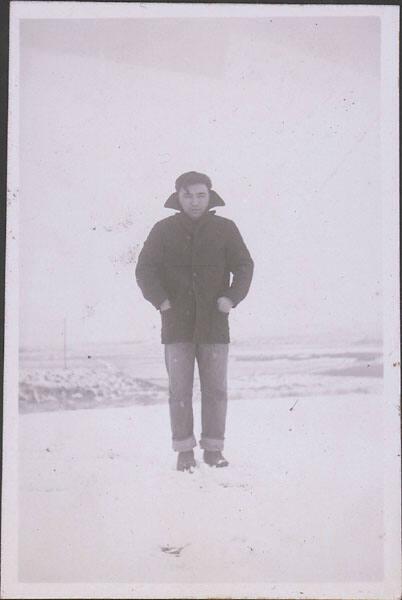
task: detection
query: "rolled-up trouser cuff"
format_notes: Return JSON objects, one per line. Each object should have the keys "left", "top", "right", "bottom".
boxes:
{"left": 172, "top": 435, "right": 197, "bottom": 452}
{"left": 199, "top": 437, "right": 224, "bottom": 451}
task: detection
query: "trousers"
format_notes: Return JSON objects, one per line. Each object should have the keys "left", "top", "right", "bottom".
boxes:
{"left": 164, "top": 342, "right": 229, "bottom": 452}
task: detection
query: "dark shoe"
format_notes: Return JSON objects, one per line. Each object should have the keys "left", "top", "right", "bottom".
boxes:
{"left": 203, "top": 450, "right": 229, "bottom": 468}
{"left": 177, "top": 450, "right": 196, "bottom": 472}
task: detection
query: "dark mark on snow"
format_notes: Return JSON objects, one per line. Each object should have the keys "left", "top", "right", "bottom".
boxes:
{"left": 220, "top": 482, "right": 249, "bottom": 490}
{"left": 160, "top": 544, "right": 188, "bottom": 557}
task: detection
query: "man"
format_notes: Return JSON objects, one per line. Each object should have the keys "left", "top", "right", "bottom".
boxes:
{"left": 135, "top": 171, "right": 254, "bottom": 472}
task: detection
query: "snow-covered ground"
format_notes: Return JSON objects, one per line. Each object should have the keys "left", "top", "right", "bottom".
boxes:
{"left": 19, "top": 388, "right": 384, "bottom": 584}
{"left": 17, "top": 337, "right": 386, "bottom": 587}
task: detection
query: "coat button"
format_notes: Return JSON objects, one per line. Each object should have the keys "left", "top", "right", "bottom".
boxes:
{"left": 192, "top": 272, "right": 197, "bottom": 277}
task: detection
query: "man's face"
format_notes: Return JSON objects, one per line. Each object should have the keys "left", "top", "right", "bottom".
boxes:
{"left": 177, "top": 183, "right": 210, "bottom": 220}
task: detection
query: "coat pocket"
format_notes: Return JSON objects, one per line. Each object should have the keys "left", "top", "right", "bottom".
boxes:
{"left": 161, "top": 306, "right": 174, "bottom": 325}
{"left": 211, "top": 303, "right": 229, "bottom": 338}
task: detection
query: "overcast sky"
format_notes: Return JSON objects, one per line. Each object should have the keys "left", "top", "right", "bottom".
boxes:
{"left": 19, "top": 17, "right": 381, "bottom": 348}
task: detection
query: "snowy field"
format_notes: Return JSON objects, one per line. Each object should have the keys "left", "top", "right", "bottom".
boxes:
{"left": 18, "top": 337, "right": 385, "bottom": 585}
{"left": 19, "top": 336, "right": 383, "bottom": 413}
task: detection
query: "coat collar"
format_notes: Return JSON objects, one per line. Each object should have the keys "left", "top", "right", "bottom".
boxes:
{"left": 164, "top": 189, "right": 225, "bottom": 210}
{"left": 175, "top": 209, "right": 216, "bottom": 233}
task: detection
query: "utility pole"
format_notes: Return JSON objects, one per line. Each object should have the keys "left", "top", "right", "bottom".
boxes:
{"left": 63, "top": 318, "right": 67, "bottom": 369}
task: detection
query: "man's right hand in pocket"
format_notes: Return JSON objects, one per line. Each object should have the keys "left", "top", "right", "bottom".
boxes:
{"left": 159, "top": 299, "right": 172, "bottom": 312}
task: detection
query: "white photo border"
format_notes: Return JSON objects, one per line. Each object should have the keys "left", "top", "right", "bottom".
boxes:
{"left": 2, "top": 2, "right": 400, "bottom": 599}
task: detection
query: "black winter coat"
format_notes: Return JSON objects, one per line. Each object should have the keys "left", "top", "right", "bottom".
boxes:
{"left": 135, "top": 210, "right": 254, "bottom": 344}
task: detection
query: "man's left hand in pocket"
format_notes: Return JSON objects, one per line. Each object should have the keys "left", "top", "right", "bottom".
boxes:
{"left": 217, "top": 297, "right": 234, "bottom": 313}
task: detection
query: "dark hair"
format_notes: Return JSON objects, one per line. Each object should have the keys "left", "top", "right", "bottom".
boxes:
{"left": 175, "top": 171, "right": 212, "bottom": 192}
